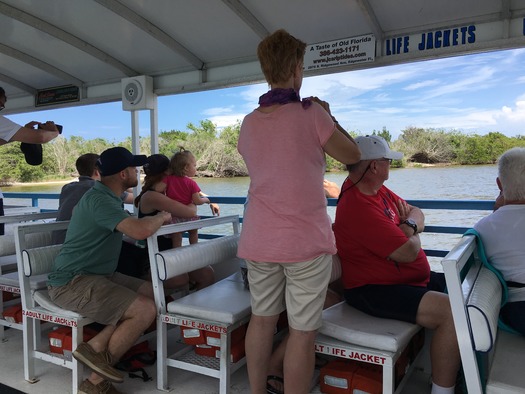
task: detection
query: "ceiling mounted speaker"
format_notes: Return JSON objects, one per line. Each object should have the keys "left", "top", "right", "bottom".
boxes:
{"left": 121, "top": 75, "right": 154, "bottom": 111}
{"left": 124, "top": 80, "right": 142, "bottom": 104}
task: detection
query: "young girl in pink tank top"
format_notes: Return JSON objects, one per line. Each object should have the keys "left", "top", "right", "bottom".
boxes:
{"left": 162, "top": 148, "right": 217, "bottom": 248}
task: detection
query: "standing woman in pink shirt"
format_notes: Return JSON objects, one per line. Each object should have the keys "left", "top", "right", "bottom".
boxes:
{"left": 237, "top": 29, "right": 361, "bottom": 394}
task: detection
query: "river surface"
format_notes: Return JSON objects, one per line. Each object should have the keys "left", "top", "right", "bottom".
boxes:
{"left": 3, "top": 165, "right": 498, "bottom": 270}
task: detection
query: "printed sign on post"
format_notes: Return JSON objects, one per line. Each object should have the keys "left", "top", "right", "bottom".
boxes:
{"left": 304, "top": 34, "right": 375, "bottom": 71}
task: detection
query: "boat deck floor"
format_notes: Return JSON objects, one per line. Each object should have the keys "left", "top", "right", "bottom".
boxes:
{"left": 0, "top": 325, "right": 433, "bottom": 393}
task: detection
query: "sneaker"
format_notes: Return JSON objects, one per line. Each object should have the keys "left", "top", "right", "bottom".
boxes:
{"left": 79, "top": 379, "right": 123, "bottom": 394}
{"left": 73, "top": 343, "right": 124, "bottom": 383}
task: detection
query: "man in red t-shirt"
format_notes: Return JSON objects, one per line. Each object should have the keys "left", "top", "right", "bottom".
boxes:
{"left": 333, "top": 135, "right": 460, "bottom": 394}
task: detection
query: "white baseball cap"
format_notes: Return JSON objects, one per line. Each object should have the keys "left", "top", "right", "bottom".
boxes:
{"left": 355, "top": 135, "right": 403, "bottom": 161}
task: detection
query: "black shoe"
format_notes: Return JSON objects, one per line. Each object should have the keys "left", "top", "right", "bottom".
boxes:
{"left": 267, "top": 375, "right": 284, "bottom": 394}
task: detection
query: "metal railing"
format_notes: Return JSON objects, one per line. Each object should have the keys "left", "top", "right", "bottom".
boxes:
{"left": 3, "top": 192, "right": 61, "bottom": 209}
{"left": 3, "top": 192, "right": 494, "bottom": 257}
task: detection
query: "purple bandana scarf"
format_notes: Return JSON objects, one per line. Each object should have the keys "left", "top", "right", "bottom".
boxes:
{"left": 258, "top": 88, "right": 312, "bottom": 109}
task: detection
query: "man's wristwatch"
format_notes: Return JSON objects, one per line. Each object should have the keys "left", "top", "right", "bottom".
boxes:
{"left": 401, "top": 219, "right": 418, "bottom": 235}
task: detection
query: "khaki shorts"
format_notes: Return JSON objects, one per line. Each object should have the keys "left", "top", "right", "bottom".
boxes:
{"left": 48, "top": 272, "right": 146, "bottom": 326}
{"left": 246, "top": 254, "right": 332, "bottom": 331}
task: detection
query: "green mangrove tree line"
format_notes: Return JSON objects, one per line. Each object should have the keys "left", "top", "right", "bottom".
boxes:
{"left": 1, "top": 120, "right": 524, "bottom": 184}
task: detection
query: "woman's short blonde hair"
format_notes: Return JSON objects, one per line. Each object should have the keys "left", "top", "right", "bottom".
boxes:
{"left": 257, "top": 29, "right": 306, "bottom": 85}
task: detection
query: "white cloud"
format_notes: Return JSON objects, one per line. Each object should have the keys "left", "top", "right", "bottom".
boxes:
{"left": 404, "top": 80, "right": 440, "bottom": 91}
{"left": 208, "top": 48, "right": 525, "bottom": 140}
{"left": 207, "top": 114, "right": 245, "bottom": 129}
{"left": 495, "top": 100, "right": 525, "bottom": 122}
{"left": 202, "top": 106, "right": 235, "bottom": 116}
{"left": 239, "top": 83, "right": 267, "bottom": 105}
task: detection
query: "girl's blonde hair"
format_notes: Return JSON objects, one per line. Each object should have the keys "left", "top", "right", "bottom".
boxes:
{"left": 169, "top": 147, "right": 194, "bottom": 177}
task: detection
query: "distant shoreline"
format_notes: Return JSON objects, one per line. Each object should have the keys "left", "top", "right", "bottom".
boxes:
{"left": 6, "top": 179, "right": 72, "bottom": 187}
{"left": 1, "top": 162, "right": 483, "bottom": 187}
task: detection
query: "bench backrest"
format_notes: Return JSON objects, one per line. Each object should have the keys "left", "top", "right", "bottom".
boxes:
{"left": 154, "top": 234, "right": 241, "bottom": 281}
{"left": 0, "top": 212, "right": 58, "bottom": 256}
{"left": 146, "top": 215, "right": 241, "bottom": 313}
{"left": 14, "top": 221, "right": 68, "bottom": 311}
{"left": 442, "top": 234, "right": 502, "bottom": 393}
{"left": 0, "top": 232, "right": 53, "bottom": 257}
{"left": 22, "top": 244, "right": 62, "bottom": 277}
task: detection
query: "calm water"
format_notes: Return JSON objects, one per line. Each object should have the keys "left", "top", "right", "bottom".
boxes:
{"left": 3, "top": 165, "right": 497, "bottom": 269}
{"left": 3, "top": 164, "right": 498, "bottom": 202}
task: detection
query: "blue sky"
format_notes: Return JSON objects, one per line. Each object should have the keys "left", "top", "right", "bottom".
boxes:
{"left": 7, "top": 48, "right": 525, "bottom": 142}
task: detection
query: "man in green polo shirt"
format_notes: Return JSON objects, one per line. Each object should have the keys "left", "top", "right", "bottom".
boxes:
{"left": 48, "top": 147, "right": 171, "bottom": 394}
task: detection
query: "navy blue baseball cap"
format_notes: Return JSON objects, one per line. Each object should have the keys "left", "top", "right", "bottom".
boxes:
{"left": 96, "top": 147, "right": 147, "bottom": 176}
{"left": 143, "top": 154, "right": 169, "bottom": 176}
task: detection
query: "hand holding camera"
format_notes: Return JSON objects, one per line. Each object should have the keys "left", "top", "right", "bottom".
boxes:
{"left": 20, "top": 121, "right": 63, "bottom": 166}
{"left": 37, "top": 121, "right": 63, "bottom": 134}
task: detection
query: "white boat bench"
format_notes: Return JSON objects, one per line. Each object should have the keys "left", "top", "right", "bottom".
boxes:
{"left": 147, "top": 215, "right": 250, "bottom": 394}
{"left": 0, "top": 211, "right": 57, "bottom": 274}
{"left": 315, "top": 256, "right": 423, "bottom": 394}
{"left": 0, "top": 212, "right": 58, "bottom": 341}
{"left": 14, "top": 220, "right": 93, "bottom": 394}
{"left": 442, "top": 234, "right": 525, "bottom": 394}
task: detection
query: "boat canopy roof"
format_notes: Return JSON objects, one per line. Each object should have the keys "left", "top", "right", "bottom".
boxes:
{"left": 1, "top": 0, "right": 525, "bottom": 115}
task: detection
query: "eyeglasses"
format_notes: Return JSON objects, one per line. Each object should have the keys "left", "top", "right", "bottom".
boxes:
{"left": 377, "top": 158, "right": 393, "bottom": 164}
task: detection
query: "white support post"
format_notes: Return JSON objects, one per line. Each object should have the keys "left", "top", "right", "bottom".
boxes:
{"left": 130, "top": 110, "right": 141, "bottom": 214}
{"left": 150, "top": 94, "right": 159, "bottom": 154}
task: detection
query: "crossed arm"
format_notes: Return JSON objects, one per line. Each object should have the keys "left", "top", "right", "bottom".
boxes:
{"left": 389, "top": 201, "right": 425, "bottom": 263}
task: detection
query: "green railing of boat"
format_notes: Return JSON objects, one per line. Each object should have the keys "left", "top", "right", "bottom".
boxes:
{"left": 3, "top": 192, "right": 495, "bottom": 258}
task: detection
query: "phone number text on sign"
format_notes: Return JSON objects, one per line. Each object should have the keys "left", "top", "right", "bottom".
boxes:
{"left": 304, "top": 34, "right": 375, "bottom": 71}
